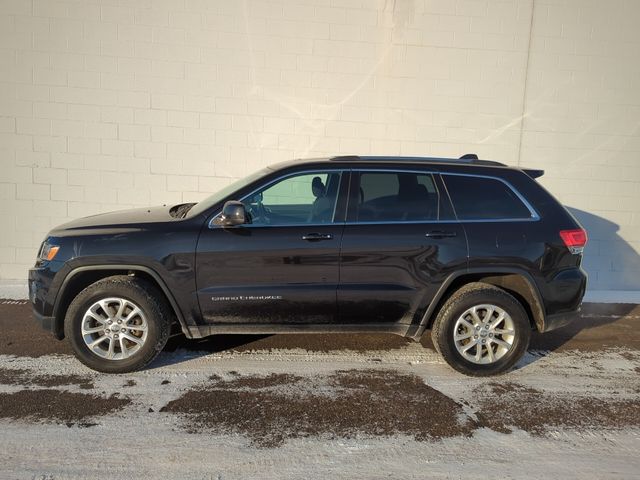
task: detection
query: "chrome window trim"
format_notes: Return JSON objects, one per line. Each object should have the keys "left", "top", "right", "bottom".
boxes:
{"left": 440, "top": 172, "right": 540, "bottom": 222}
{"left": 208, "top": 166, "right": 540, "bottom": 229}
{"left": 343, "top": 218, "right": 536, "bottom": 226}
{"left": 208, "top": 169, "right": 346, "bottom": 229}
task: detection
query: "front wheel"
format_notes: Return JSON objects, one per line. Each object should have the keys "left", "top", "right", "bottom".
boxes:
{"left": 431, "top": 282, "right": 531, "bottom": 376}
{"left": 64, "top": 275, "right": 172, "bottom": 373}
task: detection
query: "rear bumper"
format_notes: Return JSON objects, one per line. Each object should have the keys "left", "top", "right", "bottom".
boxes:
{"left": 541, "top": 307, "right": 581, "bottom": 333}
{"left": 539, "top": 266, "right": 587, "bottom": 332}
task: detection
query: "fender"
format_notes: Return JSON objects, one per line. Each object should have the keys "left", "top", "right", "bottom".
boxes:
{"left": 407, "top": 267, "right": 546, "bottom": 340}
{"left": 52, "top": 264, "right": 191, "bottom": 338}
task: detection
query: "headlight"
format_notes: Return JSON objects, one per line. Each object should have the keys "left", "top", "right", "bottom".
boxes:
{"left": 38, "top": 241, "right": 60, "bottom": 262}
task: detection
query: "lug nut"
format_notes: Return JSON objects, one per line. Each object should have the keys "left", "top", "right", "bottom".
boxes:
{"left": 121, "top": 328, "right": 126, "bottom": 332}
{"left": 489, "top": 333, "right": 493, "bottom": 337}
{"left": 475, "top": 325, "right": 480, "bottom": 330}
{"left": 114, "top": 334, "right": 119, "bottom": 339}
{"left": 117, "top": 320, "right": 122, "bottom": 324}
{"left": 482, "top": 339, "right": 486, "bottom": 344}
{"left": 107, "top": 320, "right": 112, "bottom": 325}
{"left": 474, "top": 335, "right": 478, "bottom": 339}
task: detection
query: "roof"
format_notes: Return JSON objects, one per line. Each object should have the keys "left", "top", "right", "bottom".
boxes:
{"left": 269, "top": 154, "right": 544, "bottom": 178}
{"left": 328, "top": 154, "right": 506, "bottom": 167}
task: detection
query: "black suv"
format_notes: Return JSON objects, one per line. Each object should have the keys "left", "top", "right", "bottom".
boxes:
{"left": 29, "top": 155, "right": 587, "bottom": 376}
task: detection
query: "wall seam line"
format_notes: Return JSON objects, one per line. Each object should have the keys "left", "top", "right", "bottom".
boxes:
{"left": 517, "top": 0, "right": 536, "bottom": 167}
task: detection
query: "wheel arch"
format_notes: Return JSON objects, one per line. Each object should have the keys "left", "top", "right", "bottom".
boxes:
{"left": 52, "top": 265, "right": 189, "bottom": 340}
{"left": 412, "top": 268, "right": 545, "bottom": 339}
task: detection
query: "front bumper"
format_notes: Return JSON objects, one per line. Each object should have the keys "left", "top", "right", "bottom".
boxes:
{"left": 29, "top": 265, "right": 64, "bottom": 339}
{"left": 32, "top": 307, "right": 62, "bottom": 338}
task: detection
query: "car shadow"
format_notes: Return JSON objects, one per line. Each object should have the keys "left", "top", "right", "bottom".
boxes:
{"left": 151, "top": 207, "right": 638, "bottom": 371}
{"left": 163, "top": 333, "right": 273, "bottom": 354}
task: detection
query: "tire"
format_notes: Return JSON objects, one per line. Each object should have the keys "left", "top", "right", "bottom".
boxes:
{"left": 431, "top": 282, "right": 531, "bottom": 377}
{"left": 64, "top": 275, "right": 172, "bottom": 373}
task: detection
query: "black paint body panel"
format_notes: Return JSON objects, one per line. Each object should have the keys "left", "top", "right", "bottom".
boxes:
{"left": 29, "top": 157, "right": 588, "bottom": 339}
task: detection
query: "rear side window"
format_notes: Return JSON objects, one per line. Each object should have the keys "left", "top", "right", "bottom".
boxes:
{"left": 443, "top": 175, "right": 533, "bottom": 220}
{"left": 354, "top": 171, "right": 439, "bottom": 222}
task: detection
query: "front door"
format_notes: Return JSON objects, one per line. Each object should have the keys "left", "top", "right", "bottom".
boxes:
{"left": 338, "top": 169, "right": 468, "bottom": 325}
{"left": 196, "top": 169, "right": 347, "bottom": 324}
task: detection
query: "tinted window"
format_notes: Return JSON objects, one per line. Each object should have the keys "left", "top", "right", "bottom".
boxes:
{"left": 443, "top": 175, "right": 532, "bottom": 220}
{"left": 240, "top": 171, "right": 341, "bottom": 225}
{"left": 355, "top": 171, "right": 439, "bottom": 222}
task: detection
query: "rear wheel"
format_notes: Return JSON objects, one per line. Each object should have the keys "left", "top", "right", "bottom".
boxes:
{"left": 64, "top": 275, "right": 172, "bottom": 373}
{"left": 431, "top": 282, "right": 531, "bottom": 376}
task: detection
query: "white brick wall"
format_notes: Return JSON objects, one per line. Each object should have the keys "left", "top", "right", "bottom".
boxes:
{"left": 520, "top": 0, "right": 640, "bottom": 290}
{"left": 0, "top": 0, "right": 639, "bottom": 292}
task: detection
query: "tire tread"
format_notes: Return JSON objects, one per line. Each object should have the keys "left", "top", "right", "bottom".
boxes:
{"left": 431, "top": 282, "right": 530, "bottom": 377}
{"left": 64, "top": 275, "right": 172, "bottom": 373}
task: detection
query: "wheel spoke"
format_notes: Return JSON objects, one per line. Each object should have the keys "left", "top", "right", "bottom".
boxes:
{"left": 475, "top": 343, "right": 483, "bottom": 361}
{"left": 483, "top": 307, "right": 494, "bottom": 323}
{"left": 83, "top": 325, "right": 106, "bottom": 335}
{"left": 126, "top": 323, "right": 147, "bottom": 332}
{"left": 106, "top": 337, "right": 115, "bottom": 359}
{"left": 124, "top": 307, "right": 142, "bottom": 323}
{"left": 470, "top": 307, "right": 481, "bottom": 325}
{"left": 115, "top": 300, "right": 127, "bottom": 319}
{"left": 494, "top": 328, "right": 515, "bottom": 335}
{"left": 462, "top": 339, "right": 478, "bottom": 353}
{"left": 490, "top": 312, "right": 506, "bottom": 329}
{"left": 491, "top": 337, "right": 512, "bottom": 350}
{"left": 119, "top": 337, "right": 129, "bottom": 358}
{"left": 486, "top": 344, "right": 495, "bottom": 362}
{"left": 99, "top": 300, "right": 114, "bottom": 318}
{"left": 454, "top": 331, "right": 473, "bottom": 341}
{"left": 85, "top": 311, "right": 107, "bottom": 324}
{"left": 459, "top": 318, "right": 475, "bottom": 331}
{"left": 88, "top": 335, "right": 108, "bottom": 348}
{"left": 121, "top": 332, "right": 143, "bottom": 345}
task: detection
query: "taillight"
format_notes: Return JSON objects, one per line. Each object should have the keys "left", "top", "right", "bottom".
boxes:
{"left": 559, "top": 229, "right": 587, "bottom": 254}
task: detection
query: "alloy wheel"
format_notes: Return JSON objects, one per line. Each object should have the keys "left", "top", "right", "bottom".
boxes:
{"left": 453, "top": 304, "right": 516, "bottom": 364}
{"left": 81, "top": 297, "right": 149, "bottom": 360}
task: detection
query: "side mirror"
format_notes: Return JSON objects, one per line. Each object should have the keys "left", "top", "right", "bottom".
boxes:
{"left": 215, "top": 201, "right": 248, "bottom": 226}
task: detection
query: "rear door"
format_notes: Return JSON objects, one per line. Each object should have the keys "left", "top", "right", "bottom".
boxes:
{"left": 441, "top": 173, "right": 540, "bottom": 268}
{"left": 196, "top": 169, "right": 348, "bottom": 325}
{"left": 337, "top": 169, "right": 468, "bottom": 325}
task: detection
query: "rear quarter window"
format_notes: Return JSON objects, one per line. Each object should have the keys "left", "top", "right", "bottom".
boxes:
{"left": 443, "top": 174, "right": 533, "bottom": 220}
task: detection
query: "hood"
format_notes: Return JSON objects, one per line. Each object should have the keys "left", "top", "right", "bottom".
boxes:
{"left": 49, "top": 205, "right": 177, "bottom": 237}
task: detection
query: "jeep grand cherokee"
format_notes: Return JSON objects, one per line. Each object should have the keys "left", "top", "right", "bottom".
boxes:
{"left": 29, "top": 155, "right": 587, "bottom": 376}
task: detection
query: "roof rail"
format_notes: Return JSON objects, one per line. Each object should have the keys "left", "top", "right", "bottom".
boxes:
{"left": 329, "top": 155, "right": 506, "bottom": 167}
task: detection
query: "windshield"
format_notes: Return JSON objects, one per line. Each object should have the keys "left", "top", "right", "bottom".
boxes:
{"left": 186, "top": 167, "right": 271, "bottom": 218}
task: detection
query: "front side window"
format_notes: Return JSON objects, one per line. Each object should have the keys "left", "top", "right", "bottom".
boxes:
{"left": 443, "top": 174, "right": 534, "bottom": 220}
{"left": 240, "top": 171, "right": 341, "bottom": 225}
{"left": 354, "top": 171, "right": 440, "bottom": 222}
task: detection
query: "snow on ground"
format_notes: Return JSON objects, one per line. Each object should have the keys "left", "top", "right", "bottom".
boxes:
{"left": 0, "top": 345, "right": 639, "bottom": 479}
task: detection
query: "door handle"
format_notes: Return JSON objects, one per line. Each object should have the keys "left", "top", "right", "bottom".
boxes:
{"left": 302, "top": 233, "right": 333, "bottom": 241}
{"left": 425, "top": 231, "right": 457, "bottom": 239}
